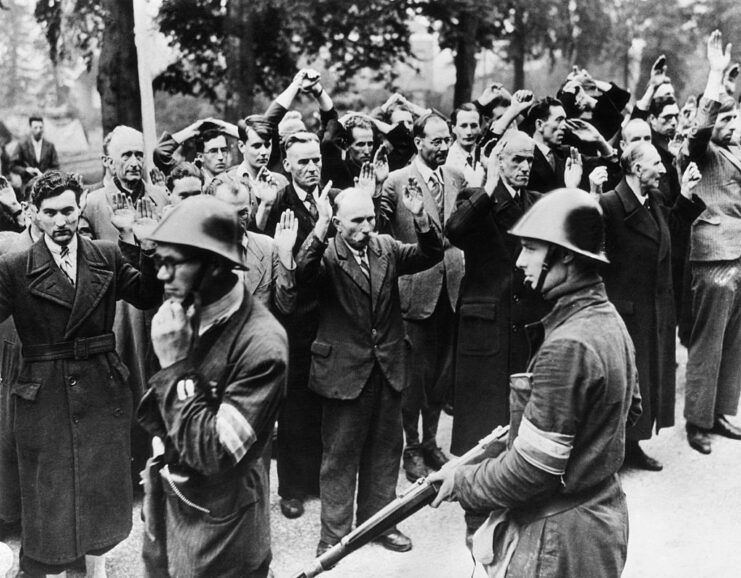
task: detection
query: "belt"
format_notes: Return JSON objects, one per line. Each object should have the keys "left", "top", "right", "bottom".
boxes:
{"left": 513, "top": 474, "right": 618, "bottom": 525}
{"left": 23, "top": 333, "right": 116, "bottom": 361}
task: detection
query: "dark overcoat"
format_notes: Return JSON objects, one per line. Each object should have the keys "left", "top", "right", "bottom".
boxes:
{"left": 0, "top": 235, "right": 160, "bottom": 565}
{"left": 445, "top": 183, "right": 551, "bottom": 455}
{"left": 600, "top": 180, "right": 704, "bottom": 439}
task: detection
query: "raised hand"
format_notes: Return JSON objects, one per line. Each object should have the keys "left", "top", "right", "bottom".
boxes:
{"left": 563, "top": 147, "right": 583, "bottom": 189}
{"left": 0, "top": 177, "right": 21, "bottom": 214}
{"left": 274, "top": 209, "right": 298, "bottom": 265}
{"left": 510, "top": 89, "right": 534, "bottom": 115}
{"left": 253, "top": 168, "right": 279, "bottom": 206}
{"left": 110, "top": 192, "right": 135, "bottom": 232}
{"left": 707, "top": 29, "right": 732, "bottom": 73}
{"left": 355, "top": 162, "right": 376, "bottom": 197}
{"left": 588, "top": 166, "right": 608, "bottom": 195}
{"left": 680, "top": 162, "right": 702, "bottom": 199}
{"left": 402, "top": 177, "right": 425, "bottom": 217}
{"left": 133, "top": 198, "right": 159, "bottom": 249}
{"left": 649, "top": 55, "right": 669, "bottom": 89}
{"left": 373, "top": 145, "right": 389, "bottom": 185}
{"left": 315, "top": 180, "right": 333, "bottom": 223}
{"left": 150, "top": 167, "right": 166, "bottom": 188}
{"left": 565, "top": 119, "right": 603, "bottom": 144}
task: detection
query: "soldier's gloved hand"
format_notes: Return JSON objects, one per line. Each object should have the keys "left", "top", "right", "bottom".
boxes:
{"left": 151, "top": 299, "right": 194, "bottom": 368}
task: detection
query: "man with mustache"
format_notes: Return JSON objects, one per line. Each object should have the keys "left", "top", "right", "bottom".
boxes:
{"left": 297, "top": 184, "right": 442, "bottom": 555}
{"left": 0, "top": 170, "right": 160, "bottom": 577}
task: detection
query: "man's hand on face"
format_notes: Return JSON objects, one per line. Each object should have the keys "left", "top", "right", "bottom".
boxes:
{"left": 151, "top": 299, "right": 194, "bottom": 368}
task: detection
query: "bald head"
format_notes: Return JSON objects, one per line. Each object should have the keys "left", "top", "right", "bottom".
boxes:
{"left": 498, "top": 131, "right": 535, "bottom": 189}
{"left": 333, "top": 188, "right": 376, "bottom": 250}
{"left": 621, "top": 119, "right": 652, "bottom": 148}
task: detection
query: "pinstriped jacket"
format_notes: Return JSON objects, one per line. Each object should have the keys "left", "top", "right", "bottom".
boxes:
{"left": 679, "top": 97, "right": 741, "bottom": 262}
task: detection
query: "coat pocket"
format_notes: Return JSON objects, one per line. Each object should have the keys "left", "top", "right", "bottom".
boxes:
{"left": 458, "top": 302, "right": 501, "bottom": 356}
{"left": 10, "top": 379, "right": 41, "bottom": 402}
{"left": 310, "top": 341, "right": 332, "bottom": 358}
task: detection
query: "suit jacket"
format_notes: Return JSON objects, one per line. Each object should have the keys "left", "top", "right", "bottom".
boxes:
{"left": 11, "top": 136, "right": 59, "bottom": 180}
{"left": 679, "top": 97, "right": 741, "bottom": 261}
{"left": 445, "top": 181, "right": 551, "bottom": 453}
{"left": 599, "top": 180, "right": 704, "bottom": 439}
{"left": 0, "top": 235, "right": 160, "bottom": 563}
{"left": 527, "top": 145, "right": 566, "bottom": 194}
{"left": 378, "top": 161, "right": 465, "bottom": 319}
{"left": 241, "top": 230, "right": 296, "bottom": 316}
{"left": 296, "top": 224, "right": 443, "bottom": 399}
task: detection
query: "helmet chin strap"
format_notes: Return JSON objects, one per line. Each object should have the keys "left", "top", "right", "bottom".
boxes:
{"left": 534, "top": 244, "right": 557, "bottom": 294}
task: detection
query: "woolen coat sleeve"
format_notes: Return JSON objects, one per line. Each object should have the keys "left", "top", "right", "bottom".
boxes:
{"left": 394, "top": 218, "right": 444, "bottom": 276}
{"left": 114, "top": 242, "right": 162, "bottom": 310}
{"left": 270, "top": 245, "right": 297, "bottom": 316}
{"left": 147, "top": 335, "right": 287, "bottom": 477}
{"left": 445, "top": 187, "right": 494, "bottom": 247}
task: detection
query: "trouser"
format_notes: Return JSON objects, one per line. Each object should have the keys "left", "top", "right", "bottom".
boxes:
{"left": 277, "top": 341, "right": 322, "bottom": 500}
{"left": 402, "top": 287, "right": 455, "bottom": 450}
{"left": 685, "top": 259, "right": 741, "bottom": 428}
{"left": 319, "top": 364, "right": 403, "bottom": 545}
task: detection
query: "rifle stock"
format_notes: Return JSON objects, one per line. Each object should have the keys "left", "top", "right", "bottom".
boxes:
{"left": 289, "top": 424, "right": 510, "bottom": 578}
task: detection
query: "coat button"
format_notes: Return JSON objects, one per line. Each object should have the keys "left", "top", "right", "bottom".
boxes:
{"left": 511, "top": 323, "right": 519, "bottom": 333}
{"left": 371, "top": 328, "right": 377, "bottom": 336}
{"left": 113, "top": 408, "right": 123, "bottom": 417}
{"left": 68, "top": 376, "right": 78, "bottom": 386}
{"left": 72, "top": 415, "right": 79, "bottom": 424}
{"left": 513, "top": 295, "right": 520, "bottom": 303}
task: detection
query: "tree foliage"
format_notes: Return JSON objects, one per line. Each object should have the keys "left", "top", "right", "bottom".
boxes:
{"left": 34, "top": 0, "right": 104, "bottom": 69}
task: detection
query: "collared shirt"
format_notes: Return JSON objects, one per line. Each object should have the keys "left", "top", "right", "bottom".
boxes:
{"left": 44, "top": 234, "right": 78, "bottom": 284}
{"left": 535, "top": 141, "right": 554, "bottom": 167}
{"left": 346, "top": 243, "right": 370, "bottom": 270}
{"left": 501, "top": 178, "right": 520, "bottom": 200}
{"left": 199, "top": 281, "right": 244, "bottom": 336}
{"left": 32, "top": 138, "right": 43, "bottom": 164}
{"left": 293, "top": 181, "right": 320, "bottom": 215}
{"left": 414, "top": 156, "right": 443, "bottom": 190}
{"left": 446, "top": 141, "right": 477, "bottom": 171}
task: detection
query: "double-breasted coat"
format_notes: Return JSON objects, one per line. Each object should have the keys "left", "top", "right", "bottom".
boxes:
{"left": 445, "top": 182, "right": 551, "bottom": 455}
{"left": 600, "top": 180, "right": 704, "bottom": 439}
{"left": 0, "top": 235, "right": 160, "bottom": 566}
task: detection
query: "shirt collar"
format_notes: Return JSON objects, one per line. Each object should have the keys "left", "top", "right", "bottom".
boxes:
{"left": 237, "top": 161, "right": 256, "bottom": 181}
{"left": 44, "top": 233, "right": 78, "bottom": 257}
{"left": 199, "top": 281, "right": 244, "bottom": 336}
{"left": 535, "top": 141, "right": 552, "bottom": 159}
{"left": 501, "top": 178, "right": 520, "bottom": 199}
{"left": 414, "top": 156, "right": 442, "bottom": 185}
{"left": 293, "top": 181, "right": 316, "bottom": 202}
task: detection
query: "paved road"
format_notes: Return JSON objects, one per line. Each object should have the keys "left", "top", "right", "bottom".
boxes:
{"left": 5, "top": 342, "right": 741, "bottom": 577}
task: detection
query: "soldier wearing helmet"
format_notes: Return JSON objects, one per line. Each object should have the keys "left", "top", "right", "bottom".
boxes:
{"left": 431, "top": 188, "right": 642, "bottom": 578}
{"left": 137, "top": 195, "right": 287, "bottom": 578}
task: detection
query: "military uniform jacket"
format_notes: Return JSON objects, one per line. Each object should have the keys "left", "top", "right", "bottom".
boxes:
{"left": 137, "top": 293, "right": 287, "bottom": 577}
{"left": 0, "top": 235, "right": 160, "bottom": 565}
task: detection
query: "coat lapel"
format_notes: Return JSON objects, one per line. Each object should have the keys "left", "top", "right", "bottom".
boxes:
{"left": 27, "top": 237, "right": 76, "bottom": 309}
{"left": 367, "top": 236, "right": 389, "bottom": 312}
{"left": 243, "top": 233, "right": 268, "bottom": 294}
{"left": 334, "top": 235, "right": 371, "bottom": 297}
{"left": 493, "top": 181, "right": 524, "bottom": 230}
{"left": 615, "top": 180, "right": 659, "bottom": 244}
{"left": 717, "top": 144, "right": 741, "bottom": 175}
{"left": 64, "top": 237, "right": 114, "bottom": 338}
{"left": 410, "top": 164, "right": 442, "bottom": 228}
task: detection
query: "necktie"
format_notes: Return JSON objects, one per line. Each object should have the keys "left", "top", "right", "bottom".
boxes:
{"left": 644, "top": 197, "right": 658, "bottom": 225}
{"left": 358, "top": 251, "right": 370, "bottom": 279}
{"left": 514, "top": 192, "right": 524, "bottom": 211}
{"left": 429, "top": 173, "right": 444, "bottom": 219}
{"left": 305, "top": 193, "right": 318, "bottom": 220}
{"left": 466, "top": 154, "right": 474, "bottom": 168}
{"left": 546, "top": 150, "right": 556, "bottom": 172}
{"left": 60, "top": 246, "right": 75, "bottom": 286}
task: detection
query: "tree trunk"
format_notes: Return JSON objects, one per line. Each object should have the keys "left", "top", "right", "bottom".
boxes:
{"left": 453, "top": 11, "right": 479, "bottom": 107}
{"left": 511, "top": 8, "right": 526, "bottom": 90}
{"left": 224, "top": 0, "right": 256, "bottom": 122}
{"left": 97, "top": 0, "right": 141, "bottom": 134}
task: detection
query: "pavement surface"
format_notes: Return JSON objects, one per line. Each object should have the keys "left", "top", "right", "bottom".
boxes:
{"left": 5, "top": 342, "right": 741, "bottom": 577}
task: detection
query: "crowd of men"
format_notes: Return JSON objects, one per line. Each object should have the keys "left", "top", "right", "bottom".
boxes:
{"left": 0, "top": 29, "right": 740, "bottom": 578}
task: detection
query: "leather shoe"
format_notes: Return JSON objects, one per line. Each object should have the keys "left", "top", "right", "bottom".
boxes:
{"left": 403, "top": 448, "right": 428, "bottom": 482}
{"left": 623, "top": 441, "right": 663, "bottom": 471}
{"left": 686, "top": 423, "right": 712, "bottom": 455}
{"left": 423, "top": 446, "right": 450, "bottom": 471}
{"left": 710, "top": 415, "right": 741, "bottom": 440}
{"left": 280, "top": 497, "right": 304, "bottom": 519}
{"left": 373, "top": 529, "right": 412, "bottom": 552}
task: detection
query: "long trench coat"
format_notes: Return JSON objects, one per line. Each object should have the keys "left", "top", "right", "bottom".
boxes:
{"left": 600, "top": 181, "right": 704, "bottom": 439}
{"left": 0, "top": 235, "right": 160, "bottom": 566}
{"left": 445, "top": 183, "right": 551, "bottom": 455}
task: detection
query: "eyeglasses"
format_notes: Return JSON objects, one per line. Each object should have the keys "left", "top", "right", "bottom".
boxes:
{"left": 426, "top": 137, "right": 452, "bottom": 147}
{"left": 153, "top": 255, "right": 198, "bottom": 275}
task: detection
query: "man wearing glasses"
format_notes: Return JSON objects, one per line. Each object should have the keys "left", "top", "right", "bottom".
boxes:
{"left": 196, "top": 129, "right": 232, "bottom": 188}
{"left": 138, "top": 196, "right": 287, "bottom": 578}
{"left": 378, "top": 112, "right": 466, "bottom": 483}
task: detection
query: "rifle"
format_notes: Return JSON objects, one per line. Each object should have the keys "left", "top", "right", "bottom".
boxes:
{"left": 289, "top": 424, "right": 510, "bottom": 578}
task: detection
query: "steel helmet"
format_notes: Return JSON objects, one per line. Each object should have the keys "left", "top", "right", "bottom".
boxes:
{"left": 509, "top": 188, "right": 608, "bottom": 263}
{"left": 147, "top": 195, "right": 246, "bottom": 269}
